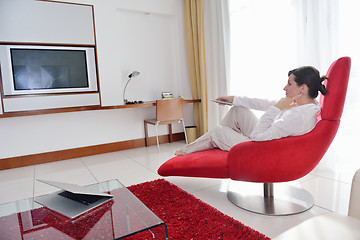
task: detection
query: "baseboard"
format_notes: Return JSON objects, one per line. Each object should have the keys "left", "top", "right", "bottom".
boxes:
{"left": 0, "top": 133, "right": 184, "bottom": 171}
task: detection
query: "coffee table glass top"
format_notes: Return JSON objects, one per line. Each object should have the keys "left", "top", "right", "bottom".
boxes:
{"left": 0, "top": 179, "right": 167, "bottom": 240}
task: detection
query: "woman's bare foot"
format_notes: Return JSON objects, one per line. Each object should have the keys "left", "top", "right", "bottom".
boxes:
{"left": 175, "top": 149, "right": 183, "bottom": 156}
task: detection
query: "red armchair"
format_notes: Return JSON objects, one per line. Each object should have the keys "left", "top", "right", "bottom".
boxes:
{"left": 158, "top": 57, "right": 351, "bottom": 215}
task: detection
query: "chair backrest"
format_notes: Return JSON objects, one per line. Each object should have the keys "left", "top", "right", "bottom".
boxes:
{"left": 156, "top": 98, "right": 183, "bottom": 122}
{"left": 320, "top": 57, "right": 351, "bottom": 121}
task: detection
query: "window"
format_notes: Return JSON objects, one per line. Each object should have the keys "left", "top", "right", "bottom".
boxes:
{"left": 229, "top": 0, "right": 298, "bottom": 100}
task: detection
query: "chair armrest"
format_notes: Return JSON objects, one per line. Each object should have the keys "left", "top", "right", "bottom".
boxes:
{"left": 349, "top": 168, "right": 360, "bottom": 219}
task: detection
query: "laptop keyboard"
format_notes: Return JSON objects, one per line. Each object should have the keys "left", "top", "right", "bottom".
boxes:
{"left": 58, "top": 191, "right": 105, "bottom": 205}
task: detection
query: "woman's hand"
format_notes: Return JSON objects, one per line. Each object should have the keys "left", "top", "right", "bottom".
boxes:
{"left": 275, "top": 94, "right": 302, "bottom": 110}
{"left": 216, "top": 96, "right": 234, "bottom": 104}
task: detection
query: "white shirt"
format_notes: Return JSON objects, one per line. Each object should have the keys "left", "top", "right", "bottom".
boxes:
{"left": 233, "top": 96, "right": 321, "bottom": 141}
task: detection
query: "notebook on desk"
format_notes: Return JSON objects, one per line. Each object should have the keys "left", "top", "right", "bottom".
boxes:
{"left": 34, "top": 179, "right": 113, "bottom": 219}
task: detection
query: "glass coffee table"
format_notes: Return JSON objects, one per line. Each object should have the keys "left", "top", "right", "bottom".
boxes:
{"left": 0, "top": 179, "right": 168, "bottom": 240}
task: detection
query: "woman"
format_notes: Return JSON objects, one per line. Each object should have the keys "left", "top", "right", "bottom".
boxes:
{"left": 176, "top": 66, "right": 328, "bottom": 155}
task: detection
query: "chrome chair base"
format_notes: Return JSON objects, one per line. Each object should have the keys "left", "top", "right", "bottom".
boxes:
{"left": 227, "top": 181, "right": 314, "bottom": 216}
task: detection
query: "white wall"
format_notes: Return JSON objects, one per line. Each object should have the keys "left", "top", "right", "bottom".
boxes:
{"left": 0, "top": 0, "right": 193, "bottom": 159}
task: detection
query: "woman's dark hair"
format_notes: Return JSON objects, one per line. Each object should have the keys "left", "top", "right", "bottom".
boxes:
{"left": 288, "top": 66, "right": 328, "bottom": 98}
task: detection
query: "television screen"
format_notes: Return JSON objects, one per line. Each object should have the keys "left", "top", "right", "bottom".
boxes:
{"left": 0, "top": 45, "right": 98, "bottom": 96}
{"left": 10, "top": 49, "right": 89, "bottom": 91}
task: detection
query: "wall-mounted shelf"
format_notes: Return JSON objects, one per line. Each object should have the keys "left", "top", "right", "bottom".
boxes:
{"left": 0, "top": 99, "right": 201, "bottom": 118}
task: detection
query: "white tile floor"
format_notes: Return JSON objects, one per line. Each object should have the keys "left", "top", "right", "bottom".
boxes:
{"left": 0, "top": 141, "right": 357, "bottom": 238}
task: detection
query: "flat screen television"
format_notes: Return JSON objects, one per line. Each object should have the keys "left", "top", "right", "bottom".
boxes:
{"left": 0, "top": 45, "right": 98, "bottom": 96}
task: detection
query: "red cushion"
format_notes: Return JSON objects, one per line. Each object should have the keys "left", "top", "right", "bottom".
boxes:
{"left": 158, "top": 149, "right": 229, "bottom": 178}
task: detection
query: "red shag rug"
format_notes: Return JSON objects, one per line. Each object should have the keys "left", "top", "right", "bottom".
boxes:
{"left": 127, "top": 179, "right": 270, "bottom": 240}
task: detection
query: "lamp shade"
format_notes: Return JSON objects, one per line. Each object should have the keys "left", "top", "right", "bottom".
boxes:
{"left": 128, "top": 71, "right": 140, "bottom": 78}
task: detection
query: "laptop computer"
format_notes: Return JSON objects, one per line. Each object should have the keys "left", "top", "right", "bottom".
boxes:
{"left": 34, "top": 179, "right": 113, "bottom": 219}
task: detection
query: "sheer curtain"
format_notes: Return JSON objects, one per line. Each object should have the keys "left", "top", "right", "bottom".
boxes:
{"left": 295, "top": 0, "right": 339, "bottom": 73}
{"left": 295, "top": 0, "right": 360, "bottom": 173}
{"left": 325, "top": 0, "right": 360, "bottom": 173}
{"left": 204, "top": 0, "right": 231, "bottom": 130}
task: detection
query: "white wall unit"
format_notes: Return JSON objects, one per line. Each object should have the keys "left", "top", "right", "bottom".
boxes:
{"left": 0, "top": 0, "right": 192, "bottom": 159}
{"left": 0, "top": 0, "right": 95, "bottom": 44}
{"left": 3, "top": 94, "right": 100, "bottom": 112}
{"left": 0, "top": 0, "right": 99, "bottom": 112}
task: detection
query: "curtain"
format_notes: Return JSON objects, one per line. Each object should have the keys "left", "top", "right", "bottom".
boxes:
{"left": 294, "top": 0, "right": 341, "bottom": 171}
{"left": 183, "top": 0, "right": 208, "bottom": 136}
{"left": 295, "top": 0, "right": 339, "bottom": 73}
{"left": 204, "top": 0, "right": 231, "bottom": 130}
{"left": 320, "top": 0, "right": 360, "bottom": 173}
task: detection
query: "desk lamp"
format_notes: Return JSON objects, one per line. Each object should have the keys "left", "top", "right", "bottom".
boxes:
{"left": 123, "top": 71, "right": 140, "bottom": 104}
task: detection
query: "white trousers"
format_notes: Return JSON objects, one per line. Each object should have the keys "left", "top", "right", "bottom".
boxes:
{"left": 180, "top": 106, "right": 259, "bottom": 155}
